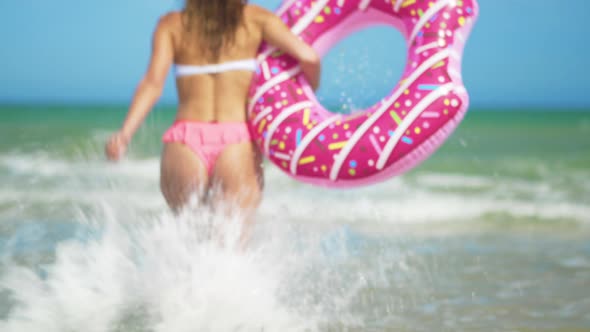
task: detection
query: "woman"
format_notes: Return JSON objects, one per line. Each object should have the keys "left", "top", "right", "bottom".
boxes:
{"left": 105, "top": 1, "right": 320, "bottom": 237}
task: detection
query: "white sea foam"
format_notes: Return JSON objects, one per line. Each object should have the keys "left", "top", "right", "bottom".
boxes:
{"left": 0, "top": 201, "right": 347, "bottom": 332}
{"left": 0, "top": 153, "right": 159, "bottom": 180}
{"left": 1, "top": 153, "right": 590, "bottom": 227}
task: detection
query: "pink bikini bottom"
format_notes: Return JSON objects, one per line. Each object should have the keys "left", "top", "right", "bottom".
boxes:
{"left": 162, "top": 121, "right": 252, "bottom": 174}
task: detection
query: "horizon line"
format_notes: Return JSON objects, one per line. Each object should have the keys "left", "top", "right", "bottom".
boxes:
{"left": 1, "top": 102, "right": 589, "bottom": 113}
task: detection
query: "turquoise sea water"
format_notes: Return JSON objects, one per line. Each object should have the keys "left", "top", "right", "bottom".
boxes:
{"left": 1, "top": 106, "right": 589, "bottom": 331}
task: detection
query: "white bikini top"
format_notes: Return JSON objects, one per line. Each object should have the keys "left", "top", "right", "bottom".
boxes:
{"left": 175, "top": 59, "right": 258, "bottom": 77}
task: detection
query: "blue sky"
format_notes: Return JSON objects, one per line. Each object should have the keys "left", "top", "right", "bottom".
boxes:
{"left": 0, "top": 0, "right": 588, "bottom": 109}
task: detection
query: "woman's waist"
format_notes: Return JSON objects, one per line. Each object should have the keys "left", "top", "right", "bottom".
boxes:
{"left": 175, "top": 103, "right": 248, "bottom": 123}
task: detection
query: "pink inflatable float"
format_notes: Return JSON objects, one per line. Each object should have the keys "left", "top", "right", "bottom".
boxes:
{"left": 248, "top": 0, "right": 479, "bottom": 188}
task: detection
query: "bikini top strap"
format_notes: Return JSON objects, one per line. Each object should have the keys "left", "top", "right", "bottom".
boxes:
{"left": 175, "top": 59, "right": 258, "bottom": 77}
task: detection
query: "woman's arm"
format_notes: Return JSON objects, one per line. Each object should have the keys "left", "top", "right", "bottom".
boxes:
{"left": 106, "top": 15, "right": 174, "bottom": 161}
{"left": 258, "top": 8, "right": 321, "bottom": 90}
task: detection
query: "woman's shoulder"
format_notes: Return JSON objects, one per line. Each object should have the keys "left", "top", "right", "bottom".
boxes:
{"left": 244, "top": 4, "right": 276, "bottom": 24}
{"left": 155, "top": 11, "right": 183, "bottom": 31}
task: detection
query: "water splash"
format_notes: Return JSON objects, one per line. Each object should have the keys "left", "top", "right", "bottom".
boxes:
{"left": 0, "top": 198, "right": 379, "bottom": 332}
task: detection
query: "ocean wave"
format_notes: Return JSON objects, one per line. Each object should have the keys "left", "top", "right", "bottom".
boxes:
{"left": 1, "top": 153, "right": 589, "bottom": 227}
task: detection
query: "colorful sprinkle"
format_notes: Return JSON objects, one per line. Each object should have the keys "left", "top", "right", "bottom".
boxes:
{"left": 258, "top": 119, "right": 267, "bottom": 134}
{"left": 369, "top": 135, "right": 382, "bottom": 153}
{"left": 274, "top": 152, "right": 291, "bottom": 160}
{"left": 418, "top": 84, "right": 441, "bottom": 91}
{"left": 390, "top": 111, "right": 402, "bottom": 124}
{"left": 432, "top": 61, "right": 446, "bottom": 69}
{"left": 302, "top": 108, "right": 310, "bottom": 125}
{"left": 329, "top": 141, "right": 347, "bottom": 150}
{"left": 299, "top": 156, "right": 316, "bottom": 165}
{"left": 402, "top": 137, "right": 414, "bottom": 144}
{"left": 402, "top": 0, "right": 416, "bottom": 8}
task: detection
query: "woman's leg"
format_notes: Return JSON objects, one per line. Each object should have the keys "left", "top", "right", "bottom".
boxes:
{"left": 209, "top": 141, "right": 264, "bottom": 244}
{"left": 160, "top": 143, "right": 209, "bottom": 212}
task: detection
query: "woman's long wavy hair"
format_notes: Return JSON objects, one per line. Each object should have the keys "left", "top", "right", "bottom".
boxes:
{"left": 183, "top": 0, "right": 248, "bottom": 60}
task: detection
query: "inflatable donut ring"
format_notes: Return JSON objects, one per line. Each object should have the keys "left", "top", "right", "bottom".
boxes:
{"left": 248, "top": 0, "right": 479, "bottom": 188}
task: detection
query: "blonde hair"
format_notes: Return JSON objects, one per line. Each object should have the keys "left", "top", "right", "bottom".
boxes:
{"left": 183, "top": 0, "right": 247, "bottom": 60}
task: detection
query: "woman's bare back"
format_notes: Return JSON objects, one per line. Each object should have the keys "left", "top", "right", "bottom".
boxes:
{"left": 161, "top": 6, "right": 271, "bottom": 122}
